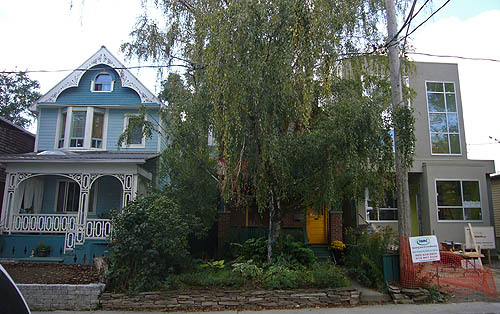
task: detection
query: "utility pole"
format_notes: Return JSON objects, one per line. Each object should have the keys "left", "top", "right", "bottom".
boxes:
{"left": 385, "top": 0, "right": 411, "bottom": 242}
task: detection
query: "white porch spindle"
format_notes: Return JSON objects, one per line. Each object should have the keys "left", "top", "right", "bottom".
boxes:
{"left": 0, "top": 172, "right": 17, "bottom": 233}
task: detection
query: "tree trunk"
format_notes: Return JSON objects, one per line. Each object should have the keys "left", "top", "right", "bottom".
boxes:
{"left": 267, "top": 191, "right": 282, "bottom": 262}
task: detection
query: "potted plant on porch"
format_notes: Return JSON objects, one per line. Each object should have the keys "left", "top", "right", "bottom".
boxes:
{"left": 36, "top": 242, "right": 51, "bottom": 257}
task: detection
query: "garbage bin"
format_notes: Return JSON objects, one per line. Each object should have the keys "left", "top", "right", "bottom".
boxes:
{"left": 382, "top": 252, "right": 400, "bottom": 282}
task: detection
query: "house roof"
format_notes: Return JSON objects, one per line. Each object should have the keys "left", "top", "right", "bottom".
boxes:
{"left": 0, "top": 150, "right": 159, "bottom": 164}
{"left": 32, "top": 46, "right": 161, "bottom": 110}
{"left": 0, "top": 117, "right": 35, "bottom": 137}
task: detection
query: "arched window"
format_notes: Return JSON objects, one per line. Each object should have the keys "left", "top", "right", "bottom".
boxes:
{"left": 93, "top": 73, "right": 113, "bottom": 92}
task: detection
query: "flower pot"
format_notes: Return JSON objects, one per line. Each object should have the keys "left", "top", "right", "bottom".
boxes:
{"left": 36, "top": 248, "right": 50, "bottom": 257}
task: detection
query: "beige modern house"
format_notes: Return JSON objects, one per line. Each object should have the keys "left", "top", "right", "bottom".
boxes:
{"left": 356, "top": 62, "right": 495, "bottom": 244}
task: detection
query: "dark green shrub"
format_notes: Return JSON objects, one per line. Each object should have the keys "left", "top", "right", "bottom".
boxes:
{"left": 344, "top": 226, "right": 396, "bottom": 290}
{"left": 230, "top": 237, "right": 268, "bottom": 265}
{"left": 231, "top": 235, "right": 316, "bottom": 268}
{"left": 309, "top": 262, "right": 350, "bottom": 288}
{"left": 107, "top": 193, "right": 189, "bottom": 292}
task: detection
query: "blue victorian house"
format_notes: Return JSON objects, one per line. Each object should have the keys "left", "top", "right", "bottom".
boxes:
{"left": 0, "top": 46, "right": 162, "bottom": 264}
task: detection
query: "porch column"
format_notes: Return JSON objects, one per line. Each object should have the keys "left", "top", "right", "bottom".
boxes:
{"left": 0, "top": 172, "right": 17, "bottom": 233}
{"left": 75, "top": 174, "right": 92, "bottom": 245}
{"left": 121, "top": 174, "right": 137, "bottom": 208}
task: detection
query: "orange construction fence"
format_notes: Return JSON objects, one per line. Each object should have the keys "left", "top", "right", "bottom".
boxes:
{"left": 399, "top": 236, "right": 498, "bottom": 297}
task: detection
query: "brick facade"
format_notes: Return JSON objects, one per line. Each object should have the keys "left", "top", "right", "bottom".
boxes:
{"left": 328, "top": 211, "right": 343, "bottom": 243}
{"left": 0, "top": 118, "right": 35, "bottom": 216}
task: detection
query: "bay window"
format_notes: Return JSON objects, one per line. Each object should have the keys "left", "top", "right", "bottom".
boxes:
{"left": 436, "top": 180, "right": 482, "bottom": 221}
{"left": 57, "top": 107, "right": 106, "bottom": 150}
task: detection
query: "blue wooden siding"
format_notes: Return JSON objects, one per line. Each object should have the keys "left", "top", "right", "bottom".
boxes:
{"left": 37, "top": 108, "right": 58, "bottom": 151}
{"left": 106, "top": 108, "right": 160, "bottom": 152}
{"left": 54, "top": 65, "right": 142, "bottom": 106}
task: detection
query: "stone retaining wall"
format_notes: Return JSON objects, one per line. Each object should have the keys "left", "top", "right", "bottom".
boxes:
{"left": 17, "top": 283, "right": 105, "bottom": 311}
{"left": 100, "top": 288, "right": 360, "bottom": 311}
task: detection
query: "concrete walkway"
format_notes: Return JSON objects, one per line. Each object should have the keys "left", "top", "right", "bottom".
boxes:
{"left": 348, "top": 279, "right": 392, "bottom": 303}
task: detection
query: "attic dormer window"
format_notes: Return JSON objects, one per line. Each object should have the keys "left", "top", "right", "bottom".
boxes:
{"left": 92, "top": 73, "right": 113, "bottom": 92}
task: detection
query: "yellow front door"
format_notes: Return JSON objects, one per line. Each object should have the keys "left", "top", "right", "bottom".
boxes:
{"left": 306, "top": 207, "right": 328, "bottom": 244}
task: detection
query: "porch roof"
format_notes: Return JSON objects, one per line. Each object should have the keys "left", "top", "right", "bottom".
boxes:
{"left": 0, "top": 151, "right": 159, "bottom": 164}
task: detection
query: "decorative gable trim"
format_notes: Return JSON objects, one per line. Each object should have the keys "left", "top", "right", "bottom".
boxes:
{"left": 32, "top": 46, "right": 160, "bottom": 110}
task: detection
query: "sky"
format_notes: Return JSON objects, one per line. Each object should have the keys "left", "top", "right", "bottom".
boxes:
{"left": 1, "top": 0, "right": 499, "bottom": 170}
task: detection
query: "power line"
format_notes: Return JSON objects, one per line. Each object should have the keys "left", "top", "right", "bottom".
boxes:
{"left": 407, "top": 52, "right": 500, "bottom": 63}
{"left": 398, "top": 0, "right": 452, "bottom": 44}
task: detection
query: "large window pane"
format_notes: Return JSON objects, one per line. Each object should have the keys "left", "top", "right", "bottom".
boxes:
{"left": 449, "top": 134, "right": 461, "bottom": 154}
{"left": 379, "top": 210, "right": 398, "bottom": 220}
{"left": 462, "top": 181, "right": 480, "bottom": 203}
{"left": 91, "top": 112, "right": 104, "bottom": 148}
{"left": 94, "top": 73, "right": 112, "bottom": 91}
{"left": 367, "top": 209, "right": 378, "bottom": 221}
{"left": 446, "top": 94, "right": 457, "bottom": 112}
{"left": 427, "top": 93, "right": 446, "bottom": 112}
{"left": 128, "top": 117, "right": 143, "bottom": 144}
{"left": 464, "top": 208, "right": 482, "bottom": 220}
{"left": 70, "top": 111, "right": 86, "bottom": 147}
{"left": 444, "top": 83, "right": 455, "bottom": 93}
{"left": 431, "top": 133, "right": 449, "bottom": 154}
{"left": 447, "top": 113, "right": 459, "bottom": 133}
{"left": 427, "top": 82, "right": 444, "bottom": 92}
{"left": 58, "top": 113, "right": 67, "bottom": 148}
{"left": 438, "top": 208, "right": 463, "bottom": 220}
{"left": 429, "top": 113, "right": 447, "bottom": 132}
{"left": 437, "top": 181, "right": 462, "bottom": 206}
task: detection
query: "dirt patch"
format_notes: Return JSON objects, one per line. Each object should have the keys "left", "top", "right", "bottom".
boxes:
{"left": 2, "top": 262, "right": 100, "bottom": 284}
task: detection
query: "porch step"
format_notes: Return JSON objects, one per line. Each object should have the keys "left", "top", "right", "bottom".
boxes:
{"left": 309, "top": 245, "right": 331, "bottom": 262}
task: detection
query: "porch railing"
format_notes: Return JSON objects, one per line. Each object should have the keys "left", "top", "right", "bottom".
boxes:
{"left": 11, "top": 214, "right": 77, "bottom": 234}
{"left": 86, "top": 218, "right": 112, "bottom": 240}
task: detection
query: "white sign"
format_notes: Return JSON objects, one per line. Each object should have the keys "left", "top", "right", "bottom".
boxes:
{"left": 465, "top": 226, "right": 496, "bottom": 249}
{"left": 409, "top": 235, "right": 441, "bottom": 263}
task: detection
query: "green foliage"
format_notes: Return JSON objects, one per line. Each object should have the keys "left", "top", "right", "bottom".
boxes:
{"left": 200, "top": 260, "right": 225, "bottom": 269}
{"left": 158, "top": 74, "right": 219, "bottom": 239}
{"left": 308, "top": 262, "right": 350, "bottom": 288}
{"left": 107, "top": 193, "right": 189, "bottom": 292}
{"left": 231, "top": 236, "right": 316, "bottom": 268}
{"left": 122, "top": 0, "right": 415, "bottom": 260}
{"left": 232, "top": 260, "right": 264, "bottom": 279}
{"left": 0, "top": 72, "right": 40, "bottom": 128}
{"left": 170, "top": 268, "right": 245, "bottom": 290}
{"left": 344, "top": 227, "right": 397, "bottom": 290}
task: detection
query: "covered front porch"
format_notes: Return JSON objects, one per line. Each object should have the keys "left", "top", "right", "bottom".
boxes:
{"left": 0, "top": 151, "right": 158, "bottom": 263}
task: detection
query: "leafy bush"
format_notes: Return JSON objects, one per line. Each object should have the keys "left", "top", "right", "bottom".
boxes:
{"left": 232, "top": 259, "right": 264, "bottom": 279}
{"left": 308, "top": 262, "right": 350, "bottom": 288}
{"left": 344, "top": 226, "right": 396, "bottom": 290}
{"left": 231, "top": 237, "right": 268, "bottom": 265}
{"left": 231, "top": 235, "right": 316, "bottom": 268}
{"left": 107, "top": 193, "right": 189, "bottom": 292}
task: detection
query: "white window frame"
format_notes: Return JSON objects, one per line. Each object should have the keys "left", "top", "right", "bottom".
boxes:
{"left": 91, "top": 72, "right": 114, "bottom": 93}
{"left": 54, "top": 107, "right": 108, "bottom": 150}
{"left": 435, "top": 179, "right": 483, "bottom": 222}
{"left": 425, "top": 81, "right": 462, "bottom": 156}
{"left": 54, "top": 180, "right": 98, "bottom": 214}
{"left": 122, "top": 114, "right": 146, "bottom": 148}
{"left": 365, "top": 188, "right": 398, "bottom": 222}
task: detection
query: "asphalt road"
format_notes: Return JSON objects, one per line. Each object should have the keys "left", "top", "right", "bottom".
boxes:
{"left": 33, "top": 302, "right": 500, "bottom": 314}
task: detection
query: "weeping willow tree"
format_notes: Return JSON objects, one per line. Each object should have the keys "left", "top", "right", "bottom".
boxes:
{"left": 122, "top": 0, "right": 414, "bottom": 261}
